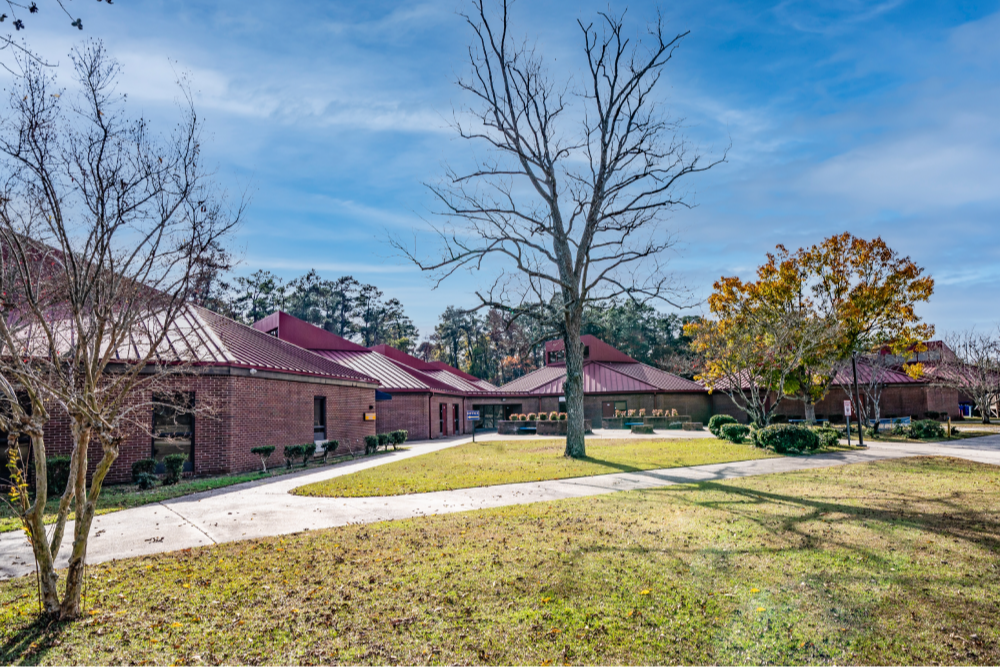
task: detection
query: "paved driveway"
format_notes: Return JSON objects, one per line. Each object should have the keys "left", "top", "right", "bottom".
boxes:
{"left": 3, "top": 433, "right": 1000, "bottom": 580}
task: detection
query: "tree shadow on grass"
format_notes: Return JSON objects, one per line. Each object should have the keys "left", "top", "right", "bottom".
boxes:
{"left": 0, "top": 614, "right": 68, "bottom": 666}
{"left": 650, "top": 458, "right": 1000, "bottom": 558}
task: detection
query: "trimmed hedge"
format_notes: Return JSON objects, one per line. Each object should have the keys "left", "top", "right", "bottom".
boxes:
{"left": 719, "top": 423, "right": 750, "bottom": 444}
{"left": 754, "top": 424, "right": 820, "bottom": 454}
{"left": 910, "top": 419, "right": 945, "bottom": 440}
{"left": 708, "top": 414, "right": 738, "bottom": 437}
{"left": 815, "top": 427, "right": 840, "bottom": 449}
{"left": 389, "top": 430, "right": 408, "bottom": 449}
{"left": 364, "top": 435, "right": 379, "bottom": 455}
{"left": 163, "top": 453, "right": 187, "bottom": 485}
{"left": 630, "top": 425, "right": 655, "bottom": 435}
{"left": 250, "top": 445, "right": 276, "bottom": 472}
{"left": 131, "top": 458, "right": 157, "bottom": 486}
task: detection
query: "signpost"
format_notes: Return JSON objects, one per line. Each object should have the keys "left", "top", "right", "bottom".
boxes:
{"left": 843, "top": 400, "right": 852, "bottom": 447}
{"left": 467, "top": 410, "right": 480, "bottom": 442}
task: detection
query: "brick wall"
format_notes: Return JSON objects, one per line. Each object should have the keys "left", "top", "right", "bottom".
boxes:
{"left": 376, "top": 392, "right": 431, "bottom": 441}
{"left": 710, "top": 384, "right": 961, "bottom": 423}
{"left": 227, "top": 376, "right": 376, "bottom": 468}
{"left": 35, "top": 373, "right": 376, "bottom": 485}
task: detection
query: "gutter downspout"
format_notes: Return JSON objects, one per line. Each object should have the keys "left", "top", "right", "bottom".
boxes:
{"left": 428, "top": 392, "right": 433, "bottom": 440}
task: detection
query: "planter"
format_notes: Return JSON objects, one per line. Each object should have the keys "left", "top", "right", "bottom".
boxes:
{"left": 498, "top": 420, "right": 590, "bottom": 435}
{"left": 631, "top": 425, "right": 655, "bottom": 434}
{"left": 681, "top": 421, "right": 704, "bottom": 431}
{"left": 643, "top": 416, "right": 691, "bottom": 428}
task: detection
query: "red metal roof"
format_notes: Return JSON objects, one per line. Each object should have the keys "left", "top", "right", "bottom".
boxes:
{"left": 194, "top": 307, "right": 379, "bottom": 383}
{"left": 312, "top": 349, "right": 456, "bottom": 392}
{"left": 545, "top": 335, "right": 637, "bottom": 363}
{"left": 500, "top": 360, "right": 705, "bottom": 396}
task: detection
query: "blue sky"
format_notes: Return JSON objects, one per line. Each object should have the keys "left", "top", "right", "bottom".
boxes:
{"left": 13, "top": 0, "right": 1000, "bottom": 339}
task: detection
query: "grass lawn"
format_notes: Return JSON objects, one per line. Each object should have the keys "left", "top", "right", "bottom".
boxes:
{"left": 2, "top": 456, "right": 999, "bottom": 665}
{"left": 0, "top": 451, "right": 394, "bottom": 534}
{"left": 293, "top": 437, "right": 780, "bottom": 498}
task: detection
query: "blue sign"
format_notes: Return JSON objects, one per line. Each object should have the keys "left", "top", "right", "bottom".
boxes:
{"left": 466, "top": 410, "right": 481, "bottom": 420}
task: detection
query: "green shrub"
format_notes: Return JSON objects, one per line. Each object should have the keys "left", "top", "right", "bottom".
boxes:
{"left": 558, "top": 413, "right": 567, "bottom": 421}
{"left": 389, "top": 431, "right": 408, "bottom": 449}
{"left": 527, "top": 413, "right": 537, "bottom": 421}
{"left": 708, "top": 414, "right": 738, "bottom": 437}
{"left": 364, "top": 435, "right": 379, "bottom": 455}
{"left": 377, "top": 433, "right": 391, "bottom": 450}
{"left": 630, "top": 425, "right": 654, "bottom": 434}
{"left": 302, "top": 442, "right": 317, "bottom": 465}
{"left": 924, "top": 411, "right": 940, "bottom": 420}
{"left": 250, "top": 446, "right": 275, "bottom": 472}
{"left": 323, "top": 440, "right": 339, "bottom": 460}
{"left": 719, "top": 423, "right": 750, "bottom": 444}
{"left": 537, "top": 412, "right": 548, "bottom": 421}
{"left": 134, "top": 472, "right": 157, "bottom": 490}
{"left": 131, "top": 458, "right": 157, "bottom": 485}
{"left": 754, "top": 425, "right": 820, "bottom": 454}
{"left": 162, "top": 454, "right": 188, "bottom": 485}
{"left": 46, "top": 456, "right": 72, "bottom": 496}
{"left": 667, "top": 421, "right": 683, "bottom": 430}
{"left": 891, "top": 422, "right": 907, "bottom": 436}
{"left": 910, "top": 419, "right": 945, "bottom": 440}
{"left": 283, "top": 444, "right": 305, "bottom": 468}
{"left": 815, "top": 427, "right": 840, "bottom": 449}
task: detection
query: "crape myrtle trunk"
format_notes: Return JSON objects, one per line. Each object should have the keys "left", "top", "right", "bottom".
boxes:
{"left": 563, "top": 311, "right": 586, "bottom": 458}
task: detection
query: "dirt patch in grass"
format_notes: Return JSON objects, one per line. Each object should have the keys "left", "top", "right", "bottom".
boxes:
{"left": 293, "top": 438, "right": 778, "bottom": 498}
{"left": 3, "top": 456, "right": 1000, "bottom": 665}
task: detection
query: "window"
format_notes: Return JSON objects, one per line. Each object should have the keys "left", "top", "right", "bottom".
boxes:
{"left": 152, "top": 392, "right": 194, "bottom": 471}
{"left": 439, "top": 403, "right": 446, "bottom": 435}
{"left": 314, "top": 397, "right": 327, "bottom": 441}
{"left": 453, "top": 404, "right": 459, "bottom": 433}
{"left": 266, "top": 328, "right": 278, "bottom": 337}
{"left": 614, "top": 401, "right": 627, "bottom": 412}
{"left": 547, "top": 349, "right": 565, "bottom": 364}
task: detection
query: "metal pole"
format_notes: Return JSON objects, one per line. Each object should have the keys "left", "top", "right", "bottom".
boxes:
{"left": 852, "top": 353, "right": 865, "bottom": 448}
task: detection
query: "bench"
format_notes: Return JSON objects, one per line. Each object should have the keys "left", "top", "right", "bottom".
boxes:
{"left": 879, "top": 417, "right": 911, "bottom": 427}
{"left": 518, "top": 426, "right": 537, "bottom": 433}
{"left": 625, "top": 421, "right": 644, "bottom": 427}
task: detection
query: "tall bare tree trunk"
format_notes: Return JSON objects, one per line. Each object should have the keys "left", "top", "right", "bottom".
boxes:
{"left": 564, "top": 312, "right": 586, "bottom": 458}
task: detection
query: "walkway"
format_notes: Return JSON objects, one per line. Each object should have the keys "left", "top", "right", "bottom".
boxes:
{"left": 3, "top": 433, "right": 1000, "bottom": 580}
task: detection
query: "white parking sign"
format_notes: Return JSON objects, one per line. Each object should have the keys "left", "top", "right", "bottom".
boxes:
{"left": 843, "top": 400, "right": 852, "bottom": 417}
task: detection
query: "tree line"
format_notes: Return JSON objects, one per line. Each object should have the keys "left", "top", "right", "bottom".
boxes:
{"left": 202, "top": 270, "right": 420, "bottom": 353}
{"left": 200, "top": 270, "right": 700, "bottom": 386}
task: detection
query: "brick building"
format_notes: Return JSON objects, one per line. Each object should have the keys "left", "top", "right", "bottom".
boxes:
{"left": 2, "top": 306, "right": 380, "bottom": 484}
{"left": 708, "top": 353, "right": 963, "bottom": 423}
{"left": 497, "top": 335, "right": 712, "bottom": 424}
{"left": 252, "top": 311, "right": 501, "bottom": 440}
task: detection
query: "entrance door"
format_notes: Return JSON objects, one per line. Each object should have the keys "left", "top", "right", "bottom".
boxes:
{"left": 602, "top": 401, "right": 615, "bottom": 418}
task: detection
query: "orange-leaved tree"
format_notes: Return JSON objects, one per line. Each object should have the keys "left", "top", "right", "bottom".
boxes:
{"left": 788, "top": 233, "right": 935, "bottom": 422}
{"left": 686, "top": 250, "right": 835, "bottom": 426}
{"left": 690, "top": 233, "right": 934, "bottom": 425}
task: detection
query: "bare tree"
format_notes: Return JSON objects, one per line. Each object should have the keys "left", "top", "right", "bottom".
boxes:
{"left": 394, "top": 1, "right": 723, "bottom": 457}
{"left": 838, "top": 354, "right": 897, "bottom": 432}
{"left": 933, "top": 330, "right": 1000, "bottom": 424}
{"left": 0, "top": 42, "right": 240, "bottom": 619}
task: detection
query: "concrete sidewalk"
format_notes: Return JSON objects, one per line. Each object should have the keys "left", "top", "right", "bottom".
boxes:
{"left": 4, "top": 433, "right": 1000, "bottom": 580}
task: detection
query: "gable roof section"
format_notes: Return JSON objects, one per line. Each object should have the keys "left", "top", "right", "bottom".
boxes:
{"left": 311, "top": 349, "right": 456, "bottom": 392}
{"left": 252, "top": 311, "right": 367, "bottom": 351}
{"left": 193, "top": 307, "right": 378, "bottom": 383}
{"left": 544, "top": 335, "right": 637, "bottom": 363}
{"left": 500, "top": 360, "right": 704, "bottom": 396}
